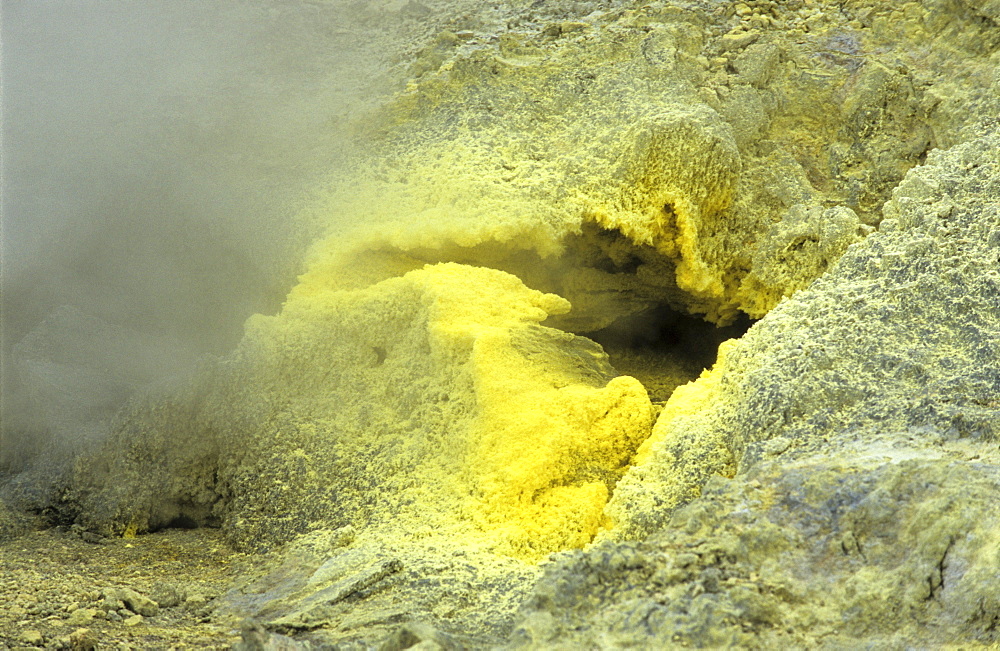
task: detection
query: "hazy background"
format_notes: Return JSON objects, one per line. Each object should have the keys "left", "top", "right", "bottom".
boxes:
{"left": 0, "top": 0, "right": 483, "bottom": 478}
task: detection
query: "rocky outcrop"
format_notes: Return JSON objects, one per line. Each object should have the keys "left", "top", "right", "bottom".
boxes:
{"left": 514, "top": 128, "right": 1000, "bottom": 648}
{"left": 16, "top": 0, "right": 999, "bottom": 648}
{"left": 70, "top": 264, "right": 653, "bottom": 560}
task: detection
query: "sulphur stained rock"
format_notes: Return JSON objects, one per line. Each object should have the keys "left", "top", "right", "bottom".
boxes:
{"left": 736, "top": 204, "right": 871, "bottom": 317}
{"left": 592, "top": 103, "right": 742, "bottom": 304}
{"left": 609, "top": 126, "right": 1000, "bottom": 539}
{"left": 295, "top": 0, "right": 998, "bottom": 330}
{"left": 530, "top": 123, "right": 1000, "bottom": 648}
{"left": 215, "top": 530, "right": 537, "bottom": 648}
{"left": 71, "top": 263, "right": 653, "bottom": 559}
{"left": 0, "top": 498, "right": 32, "bottom": 542}
{"left": 513, "top": 458, "right": 1000, "bottom": 648}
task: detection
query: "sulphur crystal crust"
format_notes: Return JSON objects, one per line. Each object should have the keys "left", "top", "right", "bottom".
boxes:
{"left": 77, "top": 262, "right": 653, "bottom": 560}
{"left": 249, "top": 262, "right": 656, "bottom": 558}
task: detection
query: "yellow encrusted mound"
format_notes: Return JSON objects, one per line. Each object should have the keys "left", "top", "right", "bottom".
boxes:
{"left": 590, "top": 105, "right": 742, "bottom": 305}
{"left": 603, "top": 339, "right": 739, "bottom": 540}
{"left": 187, "top": 262, "right": 652, "bottom": 558}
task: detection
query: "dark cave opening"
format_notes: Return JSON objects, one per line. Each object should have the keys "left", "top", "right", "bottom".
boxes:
{"left": 163, "top": 514, "right": 201, "bottom": 530}
{"left": 558, "top": 223, "right": 756, "bottom": 402}
{"left": 146, "top": 500, "right": 222, "bottom": 534}
{"left": 406, "top": 221, "right": 756, "bottom": 402}
{"left": 587, "top": 304, "right": 754, "bottom": 402}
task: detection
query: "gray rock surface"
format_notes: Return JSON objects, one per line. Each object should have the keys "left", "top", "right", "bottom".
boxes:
{"left": 516, "top": 125, "right": 1000, "bottom": 649}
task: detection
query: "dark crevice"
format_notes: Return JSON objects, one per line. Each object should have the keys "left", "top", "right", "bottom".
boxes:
{"left": 407, "top": 222, "right": 757, "bottom": 402}
{"left": 587, "top": 305, "right": 754, "bottom": 402}
{"left": 164, "top": 514, "right": 201, "bottom": 530}
{"left": 560, "top": 227, "right": 757, "bottom": 402}
{"left": 147, "top": 499, "right": 222, "bottom": 533}
{"left": 926, "top": 536, "right": 956, "bottom": 602}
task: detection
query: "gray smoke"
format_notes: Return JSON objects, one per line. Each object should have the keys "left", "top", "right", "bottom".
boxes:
{"left": 0, "top": 0, "right": 467, "bottom": 478}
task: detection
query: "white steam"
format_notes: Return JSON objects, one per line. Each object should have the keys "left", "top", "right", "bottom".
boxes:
{"left": 0, "top": 0, "right": 477, "bottom": 474}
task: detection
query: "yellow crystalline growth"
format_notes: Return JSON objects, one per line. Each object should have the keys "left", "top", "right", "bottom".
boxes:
{"left": 406, "top": 263, "right": 654, "bottom": 558}
{"left": 734, "top": 204, "right": 868, "bottom": 318}
{"left": 633, "top": 338, "right": 738, "bottom": 468}
{"left": 585, "top": 105, "right": 742, "bottom": 319}
{"left": 603, "top": 339, "right": 739, "bottom": 537}
{"left": 467, "top": 367, "right": 653, "bottom": 556}
{"left": 255, "top": 261, "right": 654, "bottom": 560}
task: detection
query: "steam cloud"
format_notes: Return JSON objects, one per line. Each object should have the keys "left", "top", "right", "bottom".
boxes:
{"left": 0, "top": 1, "right": 439, "bottom": 476}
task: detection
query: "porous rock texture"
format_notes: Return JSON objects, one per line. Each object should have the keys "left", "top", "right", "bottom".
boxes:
{"left": 5, "top": 0, "right": 1000, "bottom": 648}
{"left": 0, "top": 498, "right": 32, "bottom": 544}
{"left": 69, "top": 263, "right": 655, "bottom": 560}
{"left": 514, "top": 125, "right": 1000, "bottom": 650}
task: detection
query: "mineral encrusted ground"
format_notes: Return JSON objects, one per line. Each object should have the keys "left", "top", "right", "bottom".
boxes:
{"left": 2, "top": 0, "right": 999, "bottom": 649}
